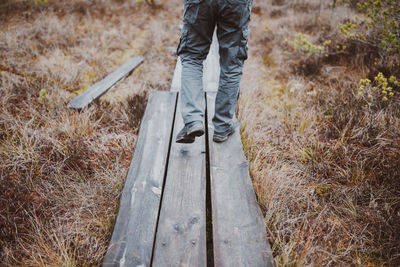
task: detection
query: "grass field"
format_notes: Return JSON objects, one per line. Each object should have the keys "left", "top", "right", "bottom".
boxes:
{"left": 1, "top": 0, "right": 399, "bottom": 266}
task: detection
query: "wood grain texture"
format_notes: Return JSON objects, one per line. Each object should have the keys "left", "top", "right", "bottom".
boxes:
{"left": 171, "top": 32, "right": 219, "bottom": 93}
{"left": 206, "top": 93, "right": 274, "bottom": 267}
{"left": 68, "top": 56, "right": 144, "bottom": 109}
{"left": 152, "top": 98, "right": 207, "bottom": 267}
{"left": 103, "top": 91, "right": 177, "bottom": 267}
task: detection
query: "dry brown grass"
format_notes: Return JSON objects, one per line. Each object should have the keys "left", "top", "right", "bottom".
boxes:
{"left": 2, "top": 0, "right": 400, "bottom": 266}
{"left": 0, "top": 0, "right": 181, "bottom": 265}
{"left": 239, "top": 0, "right": 400, "bottom": 265}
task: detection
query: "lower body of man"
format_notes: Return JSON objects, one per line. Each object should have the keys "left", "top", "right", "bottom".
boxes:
{"left": 175, "top": 0, "right": 252, "bottom": 143}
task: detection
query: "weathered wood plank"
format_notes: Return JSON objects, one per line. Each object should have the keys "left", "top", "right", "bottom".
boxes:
{"left": 170, "top": 57, "right": 182, "bottom": 92}
{"left": 171, "top": 32, "right": 219, "bottom": 93}
{"left": 152, "top": 97, "right": 207, "bottom": 267}
{"left": 203, "top": 32, "right": 220, "bottom": 92}
{"left": 68, "top": 56, "right": 144, "bottom": 109}
{"left": 206, "top": 93, "right": 274, "bottom": 267}
{"left": 103, "top": 91, "right": 177, "bottom": 267}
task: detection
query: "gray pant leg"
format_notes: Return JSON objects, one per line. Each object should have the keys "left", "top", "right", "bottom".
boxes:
{"left": 180, "top": 56, "right": 204, "bottom": 125}
{"left": 177, "top": 0, "right": 215, "bottom": 126}
{"left": 213, "top": 0, "right": 252, "bottom": 134}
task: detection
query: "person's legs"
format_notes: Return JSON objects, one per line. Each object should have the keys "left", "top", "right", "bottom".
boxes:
{"left": 213, "top": 0, "right": 251, "bottom": 139}
{"left": 178, "top": 0, "right": 215, "bottom": 128}
{"left": 176, "top": 0, "right": 215, "bottom": 143}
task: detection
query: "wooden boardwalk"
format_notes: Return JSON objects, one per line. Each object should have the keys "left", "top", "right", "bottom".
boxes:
{"left": 206, "top": 93, "right": 274, "bottom": 266}
{"left": 152, "top": 94, "right": 207, "bottom": 266}
{"left": 103, "top": 33, "right": 274, "bottom": 267}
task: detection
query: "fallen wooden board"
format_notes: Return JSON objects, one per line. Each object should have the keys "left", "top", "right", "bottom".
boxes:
{"left": 103, "top": 91, "right": 177, "bottom": 267}
{"left": 152, "top": 96, "right": 207, "bottom": 267}
{"left": 68, "top": 56, "right": 144, "bottom": 109}
{"left": 206, "top": 93, "right": 274, "bottom": 267}
{"left": 171, "top": 32, "right": 219, "bottom": 93}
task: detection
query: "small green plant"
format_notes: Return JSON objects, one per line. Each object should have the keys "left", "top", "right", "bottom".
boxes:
{"left": 285, "top": 33, "right": 331, "bottom": 57}
{"left": 339, "top": 22, "right": 366, "bottom": 40}
{"left": 358, "top": 72, "right": 398, "bottom": 107}
{"left": 335, "top": 44, "right": 347, "bottom": 53}
{"left": 38, "top": 89, "right": 48, "bottom": 104}
{"left": 33, "top": 0, "right": 48, "bottom": 6}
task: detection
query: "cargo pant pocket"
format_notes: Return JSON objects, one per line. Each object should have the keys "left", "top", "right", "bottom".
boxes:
{"left": 177, "top": 26, "right": 189, "bottom": 56}
{"left": 183, "top": 0, "right": 201, "bottom": 25}
{"left": 237, "top": 28, "right": 249, "bottom": 63}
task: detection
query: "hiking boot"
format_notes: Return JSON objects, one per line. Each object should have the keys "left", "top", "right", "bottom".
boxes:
{"left": 213, "top": 121, "right": 240, "bottom": 143}
{"left": 176, "top": 121, "right": 205, "bottom": 144}
{"left": 213, "top": 128, "right": 235, "bottom": 143}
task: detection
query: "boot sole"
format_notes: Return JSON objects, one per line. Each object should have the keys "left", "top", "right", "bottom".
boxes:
{"left": 176, "top": 129, "right": 204, "bottom": 144}
{"left": 176, "top": 136, "right": 195, "bottom": 144}
{"left": 189, "top": 129, "right": 205, "bottom": 137}
{"left": 213, "top": 129, "right": 234, "bottom": 143}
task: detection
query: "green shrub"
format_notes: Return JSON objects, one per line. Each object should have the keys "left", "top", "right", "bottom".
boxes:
{"left": 338, "top": 0, "right": 400, "bottom": 53}
{"left": 358, "top": 72, "right": 399, "bottom": 108}
{"left": 284, "top": 33, "right": 331, "bottom": 57}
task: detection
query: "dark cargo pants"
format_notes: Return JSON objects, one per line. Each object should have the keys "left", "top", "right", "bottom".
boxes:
{"left": 177, "top": 0, "right": 252, "bottom": 134}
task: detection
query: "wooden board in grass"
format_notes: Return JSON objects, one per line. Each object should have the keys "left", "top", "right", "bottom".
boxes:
{"left": 152, "top": 97, "right": 207, "bottom": 267}
{"left": 206, "top": 93, "right": 275, "bottom": 267}
{"left": 68, "top": 56, "right": 144, "bottom": 109}
{"left": 103, "top": 91, "right": 177, "bottom": 267}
